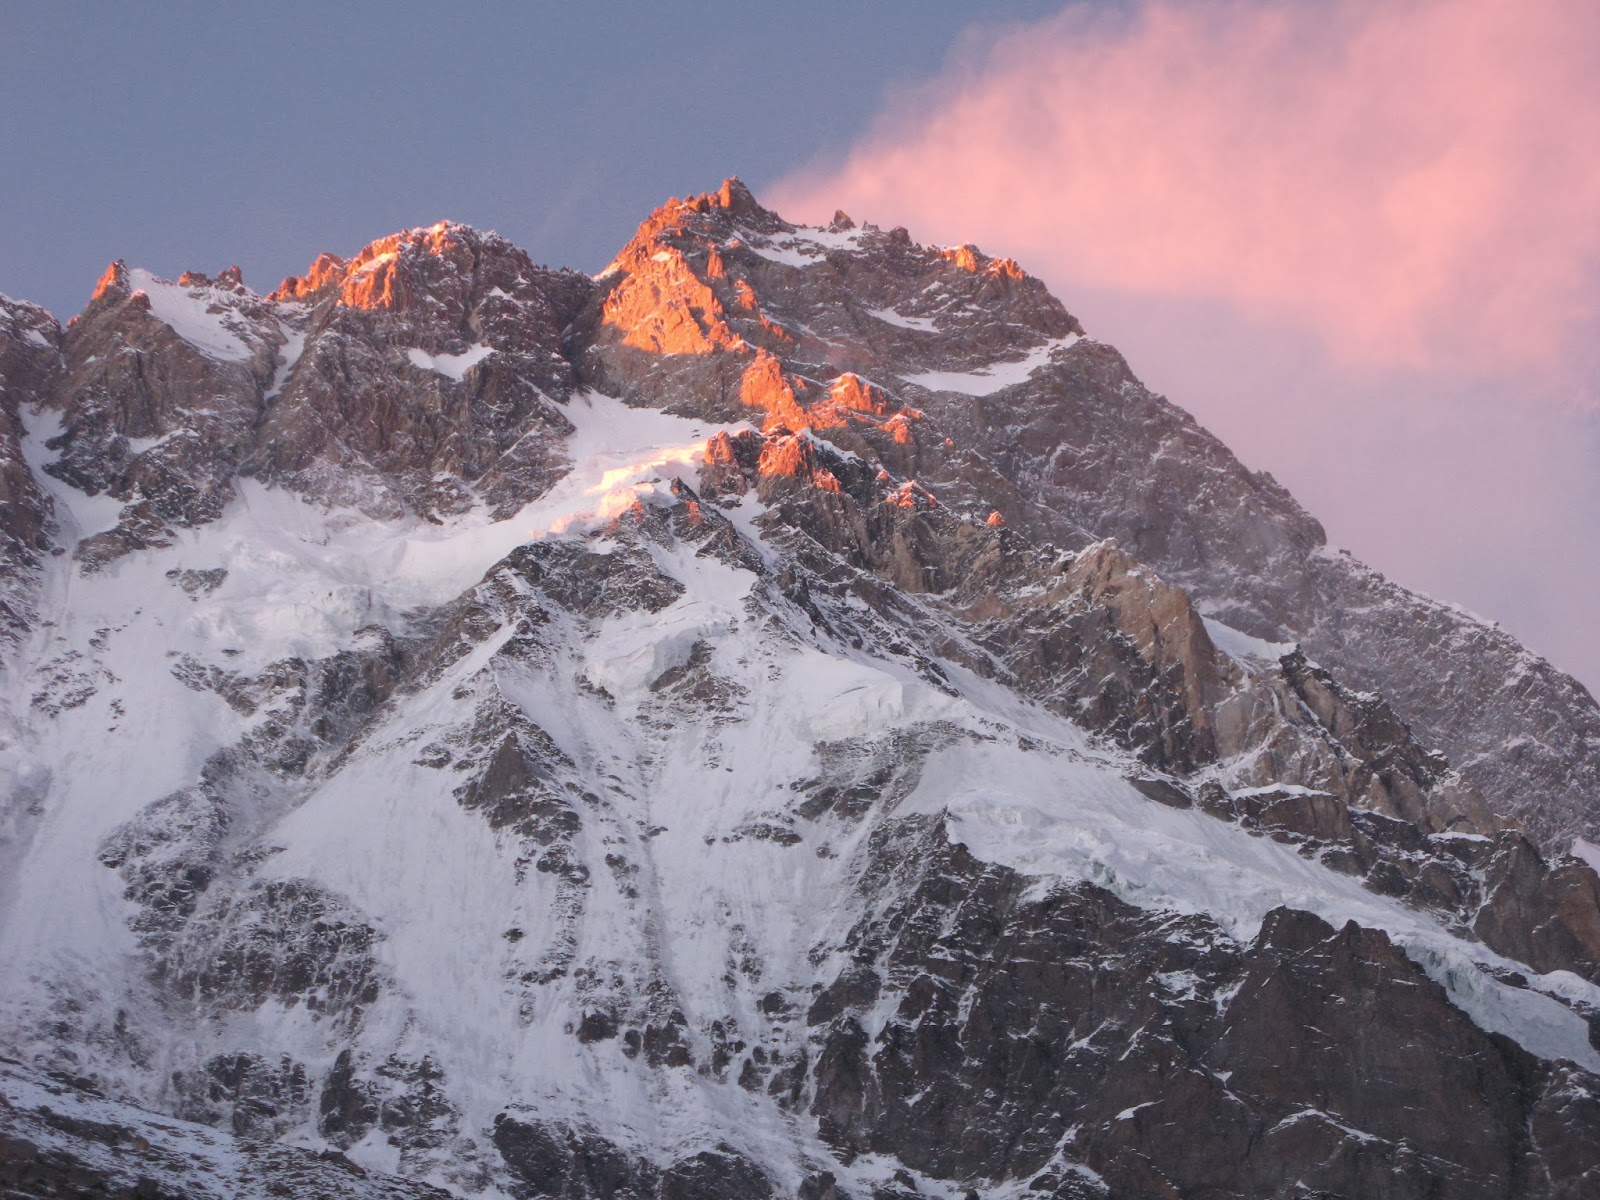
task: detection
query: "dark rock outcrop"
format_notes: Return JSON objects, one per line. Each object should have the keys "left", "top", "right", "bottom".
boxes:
{"left": 807, "top": 818, "right": 1600, "bottom": 1199}
{"left": 0, "top": 295, "right": 61, "bottom": 642}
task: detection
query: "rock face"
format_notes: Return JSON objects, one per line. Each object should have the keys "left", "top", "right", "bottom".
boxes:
{"left": 254, "top": 223, "right": 593, "bottom": 519}
{"left": 2, "top": 181, "right": 1600, "bottom": 1200}
{"left": 0, "top": 1056, "right": 457, "bottom": 1200}
{"left": 38, "top": 226, "right": 593, "bottom": 572}
{"left": 809, "top": 820, "right": 1600, "bottom": 1200}
{"left": 0, "top": 295, "right": 60, "bottom": 645}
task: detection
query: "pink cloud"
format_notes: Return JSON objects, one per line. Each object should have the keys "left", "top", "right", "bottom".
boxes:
{"left": 770, "top": 0, "right": 1600, "bottom": 690}
{"left": 772, "top": 0, "right": 1600, "bottom": 374}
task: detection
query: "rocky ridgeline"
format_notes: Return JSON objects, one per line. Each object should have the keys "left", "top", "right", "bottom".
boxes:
{"left": 574, "top": 180, "right": 1600, "bottom": 852}
{"left": 28, "top": 222, "right": 593, "bottom": 573}
{"left": 1, "top": 181, "right": 1599, "bottom": 1199}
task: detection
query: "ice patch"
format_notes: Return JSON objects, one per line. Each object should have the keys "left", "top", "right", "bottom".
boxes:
{"left": 742, "top": 226, "right": 866, "bottom": 268}
{"left": 1572, "top": 838, "right": 1600, "bottom": 875}
{"left": 1230, "top": 783, "right": 1331, "bottom": 799}
{"left": 264, "top": 326, "right": 307, "bottom": 399}
{"left": 524, "top": 390, "right": 754, "bottom": 536}
{"left": 583, "top": 605, "right": 738, "bottom": 698}
{"left": 804, "top": 674, "right": 906, "bottom": 742}
{"left": 900, "top": 738, "right": 1600, "bottom": 1073}
{"left": 865, "top": 306, "right": 938, "bottom": 332}
{"left": 19, "top": 406, "right": 124, "bottom": 536}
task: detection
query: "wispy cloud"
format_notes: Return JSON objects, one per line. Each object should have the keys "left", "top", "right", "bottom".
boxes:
{"left": 774, "top": 0, "right": 1600, "bottom": 376}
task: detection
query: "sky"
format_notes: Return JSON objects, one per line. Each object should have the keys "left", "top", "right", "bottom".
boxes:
{"left": 0, "top": 1, "right": 1061, "bottom": 315}
{"left": 4, "top": 1, "right": 1598, "bottom": 691}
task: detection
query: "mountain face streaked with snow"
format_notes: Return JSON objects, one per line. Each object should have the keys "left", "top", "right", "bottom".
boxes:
{"left": 3, "top": 180, "right": 1600, "bottom": 1200}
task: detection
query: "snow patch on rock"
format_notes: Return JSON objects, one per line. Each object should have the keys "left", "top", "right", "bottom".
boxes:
{"left": 899, "top": 334, "right": 1084, "bottom": 395}
{"left": 865, "top": 306, "right": 938, "bottom": 332}
{"left": 406, "top": 342, "right": 494, "bottom": 380}
{"left": 126, "top": 268, "right": 255, "bottom": 362}
{"left": 1202, "top": 615, "right": 1297, "bottom": 664}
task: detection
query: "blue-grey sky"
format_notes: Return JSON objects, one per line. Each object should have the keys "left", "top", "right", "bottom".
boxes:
{"left": 1, "top": 0, "right": 1062, "bottom": 317}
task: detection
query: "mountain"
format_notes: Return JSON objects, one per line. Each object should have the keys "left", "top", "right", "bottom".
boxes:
{"left": 2, "top": 179, "right": 1599, "bottom": 1200}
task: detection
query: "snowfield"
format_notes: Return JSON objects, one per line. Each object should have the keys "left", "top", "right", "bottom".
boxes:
{"left": 3, "top": 379, "right": 1599, "bottom": 1194}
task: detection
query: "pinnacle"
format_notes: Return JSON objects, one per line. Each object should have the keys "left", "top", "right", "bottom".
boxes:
{"left": 90, "top": 259, "right": 130, "bottom": 304}
{"left": 711, "top": 176, "right": 763, "bottom": 219}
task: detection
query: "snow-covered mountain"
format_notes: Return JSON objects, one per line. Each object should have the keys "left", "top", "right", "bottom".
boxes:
{"left": 2, "top": 180, "right": 1599, "bottom": 1200}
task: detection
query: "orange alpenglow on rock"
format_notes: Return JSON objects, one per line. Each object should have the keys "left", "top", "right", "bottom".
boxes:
{"left": 718, "top": 178, "right": 751, "bottom": 212}
{"left": 884, "top": 480, "right": 937, "bottom": 509}
{"left": 591, "top": 179, "right": 780, "bottom": 357}
{"left": 337, "top": 253, "right": 406, "bottom": 311}
{"left": 273, "top": 252, "right": 348, "bottom": 302}
{"left": 755, "top": 310, "right": 797, "bottom": 346}
{"left": 739, "top": 365, "right": 917, "bottom": 437}
{"left": 605, "top": 498, "right": 650, "bottom": 528}
{"left": 600, "top": 242, "right": 745, "bottom": 356}
{"left": 883, "top": 411, "right": 917, "bottom": 444}
{"left": 757, "top": 433, "right": 814, "bottom": 479}
{"left": 757, "top": 432, "right": 842, "bottom": 493}
{"left": 828, "top": 373, "right": 890, "bottom": 416}
{"left": 941, "top": 244, "right": 982, "bottom": 272}
{"left": 937, "top": 243, "right": 1026, "bottom": 282}
{"left": 272, "top": 223, "right": 474, "bottom": 311}
{"left": 90, "top": 260, "right": 129, "bottom": 303}
{"left": 704, "top": 431, "right": 742, "bottom": 467}
{"left": 693, "top": 176, "right": 766, "bottom": 220}
{"left": 740, "top": 352, "right": 810, "bottom": 430}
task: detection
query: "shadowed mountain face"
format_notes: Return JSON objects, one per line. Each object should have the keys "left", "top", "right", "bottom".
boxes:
{"left": 1, "top": 181, "right": 1598, "bottom": 1200}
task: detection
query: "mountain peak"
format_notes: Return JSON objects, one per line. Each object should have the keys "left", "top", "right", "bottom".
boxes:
{"left": 709, "top": 175, "right": 763, "bottom": 219}
{"left": 620, "top": 179, "right": 790, "bottom": 258}
{"left": 6, "top": 179, "right": 1600, "bottom": 1200}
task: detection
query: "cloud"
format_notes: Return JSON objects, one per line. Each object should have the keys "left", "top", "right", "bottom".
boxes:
{"left": 769, "top": 0, "right": 1600, "bottom": 691}
{"left": 772, "top": 0, "right": 1600, "bottom": 376}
